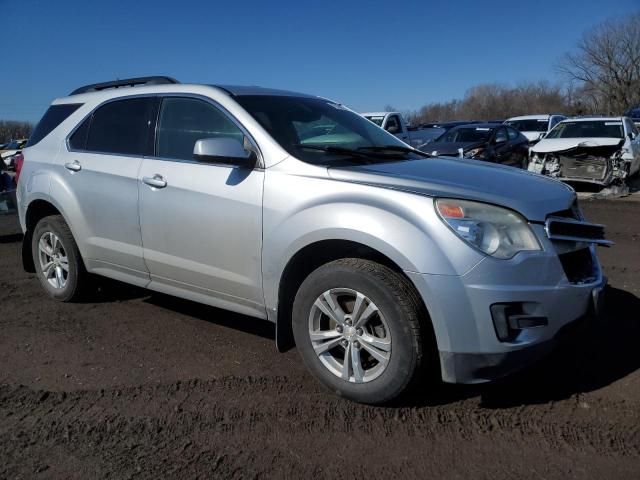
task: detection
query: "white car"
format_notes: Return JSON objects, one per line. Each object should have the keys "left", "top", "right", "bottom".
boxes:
{"left": 505, "top": 115, "right": 566, "bottom": 144}
{"left": 528, "top": 116, "right": 640, "bottom": 185}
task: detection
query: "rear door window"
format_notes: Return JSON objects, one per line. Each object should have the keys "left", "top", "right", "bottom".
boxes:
{"left": 155, "top": 97, "right": 244, "bottom": 161}
{"left": 494, "top": 127, "right": 508, "bottom": 143}
{"left": 86, "top": 97, "right": 156, "bottom": 156}
{"left": 28, "top": 104, "right": 82, "bottom": 147}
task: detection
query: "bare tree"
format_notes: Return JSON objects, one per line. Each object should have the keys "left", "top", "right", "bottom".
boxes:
{"left": 0, "top": 121, "right": 33, "bottom": 144}
{"left": 408, "top": 81, "right": 571, "bottom": 124}
{"left": 557, "top": 13, "right": 640, "bottom": 114}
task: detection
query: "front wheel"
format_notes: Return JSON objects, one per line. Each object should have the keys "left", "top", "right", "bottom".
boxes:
{"left": 292, "top": 258, "right": 427, "bottom": 404}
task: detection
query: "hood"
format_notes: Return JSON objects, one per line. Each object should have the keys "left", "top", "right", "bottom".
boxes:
{"left": 532, "top": 137, "right": 623, "bottom": 153}
{"left": 421, "top": 141, "right": 484, "bottom": 156}
{"left": 328, "top": 157, "right": 575, "bottom": 222}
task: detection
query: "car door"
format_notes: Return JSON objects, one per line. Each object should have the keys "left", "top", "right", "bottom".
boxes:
{"left": 138, "top": 96, "right": 265, "bottom": 317}
{"left": 55, "top": 96, "right": 158, "bottom": 285}
{"left": 506, "top": 126, "right": 528, "bottom": 168}
{"left": 491, "top": 127, "right": 513, "bottom": 164}
{"left": 384, "top": 115, "right": 405, "bottom": 141}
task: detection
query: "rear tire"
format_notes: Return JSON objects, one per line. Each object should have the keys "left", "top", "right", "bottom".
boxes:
{"left": 32, "top": 215, "right": 88, "bottom": 302}
{"left": 292, "top": 258, "right": 426, "bottom": 404}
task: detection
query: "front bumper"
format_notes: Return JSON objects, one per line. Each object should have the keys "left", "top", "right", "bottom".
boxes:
{"left": 406, "top": 224, "right": 606, "bottom": 384}
{"left": 528, "top": 152, "right": 628, "bottom": 186}
{"left": 438, "top": 276, "right": 605, "bottom": 383}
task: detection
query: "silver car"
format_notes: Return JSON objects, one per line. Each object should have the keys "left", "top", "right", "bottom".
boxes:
{"left": 17, "top": 77, "right": 608, "bottom": 404}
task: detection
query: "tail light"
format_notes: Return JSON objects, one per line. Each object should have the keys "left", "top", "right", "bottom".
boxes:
{"left": 14, "top": 153, "right": 24, "bottom": 184}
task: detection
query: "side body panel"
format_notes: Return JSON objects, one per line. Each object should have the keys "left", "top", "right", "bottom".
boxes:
{"left": 49, "top": 150, "right": 148, "bottom": 281}
{"left": 138, "top": 159, "right": 266, "bottom": 319}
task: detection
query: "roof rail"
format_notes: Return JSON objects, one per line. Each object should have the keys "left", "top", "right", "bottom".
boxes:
{"left": 69, "top": 76, "right": 179, "bottom": 96}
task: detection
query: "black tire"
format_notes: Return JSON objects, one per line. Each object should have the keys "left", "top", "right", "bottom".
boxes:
{"left": 32, "top": 214, "right": 88, "bottom": 302}
{"left": 292, "top": 258, "right": 426, "bottom": 404}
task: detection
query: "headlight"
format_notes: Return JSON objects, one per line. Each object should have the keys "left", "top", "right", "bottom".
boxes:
{"left": 435, "top": 198, "right": 541, "bottom": 259}
{"left": 464, "top": 148, "right": 484, "bottom": 159}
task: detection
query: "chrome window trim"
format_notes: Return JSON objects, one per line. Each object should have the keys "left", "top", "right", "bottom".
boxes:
{"left": 64, "top": 92, "right": 265, "bottom": 168}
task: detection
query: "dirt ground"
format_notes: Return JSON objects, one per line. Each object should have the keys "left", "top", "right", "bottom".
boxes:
{"left": 0, "top": 199, "right": 639, "bottom": 479}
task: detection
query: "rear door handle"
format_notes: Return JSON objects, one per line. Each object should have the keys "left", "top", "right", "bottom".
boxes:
{"left": 64, "top": 161, "right": 82, "bottom": 172}
{"left": 142, "top": 174, "right": 167, "bottom": 189}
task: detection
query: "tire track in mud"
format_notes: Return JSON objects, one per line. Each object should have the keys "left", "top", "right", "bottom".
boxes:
{"left": 2, "top": 377, "right": 639, "bottom": 479}
{"left": 2, "top": 204, "right": 640, "bottom": 478}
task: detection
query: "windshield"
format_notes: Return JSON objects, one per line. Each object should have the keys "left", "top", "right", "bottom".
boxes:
{"left": 235, "top": 96, "right": 417, "bottom": 164}
{"left": 546, "top": 120, "right": 624, "bottom": 139}
{"left": 364, "top": 115, "right": 385, "bottom": 126}
{"left": 436, "top": 126, "right": 494, "bottom": 143}
{"left": 505, "top": 119, "right": 548, "bottom": 132}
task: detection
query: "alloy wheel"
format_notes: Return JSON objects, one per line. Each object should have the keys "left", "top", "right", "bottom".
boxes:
{"left": 38, "top": 231, "right": 69, "bottom": 289}
{"left": 308, "top": 288, "right": 391, "bottom": 383}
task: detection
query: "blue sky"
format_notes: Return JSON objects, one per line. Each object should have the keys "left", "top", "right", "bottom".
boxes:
{"left": 1, "top": 0, "right": 638, "bottom": 122}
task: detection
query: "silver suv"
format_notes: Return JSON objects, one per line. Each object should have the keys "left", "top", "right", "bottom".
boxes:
{"left": 18, "top": 77, "right": 608, "bottom": 404}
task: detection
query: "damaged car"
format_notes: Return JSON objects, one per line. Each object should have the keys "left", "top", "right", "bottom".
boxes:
{"left": 528, "top": 117, "right": 640, "bottom": 186}
{"left": 420, "top": 123, "right": 530, "bottom": 168}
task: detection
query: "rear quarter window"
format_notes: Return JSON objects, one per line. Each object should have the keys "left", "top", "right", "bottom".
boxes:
{"left": 68, "top": 116, "right": 91, "bottom": 150}
{"left": 27, "top": 104, "right": 83, "bottom": 147}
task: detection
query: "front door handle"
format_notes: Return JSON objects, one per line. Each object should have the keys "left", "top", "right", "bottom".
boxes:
{"left": 142, "top": 174, "right": 167, "bottom": 189}
{"left": 64, "top": 161, "right": 82, "bottom": 172}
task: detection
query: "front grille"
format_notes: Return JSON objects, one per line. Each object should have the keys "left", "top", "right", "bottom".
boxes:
{"left": 558, "top": 155, "right": 609, "bottom": 181}
{"left": 558, "top": 248, "right": 596, "bottom": 284}
{"left": 545, "top": 216, "right": 612, "bottom": 246}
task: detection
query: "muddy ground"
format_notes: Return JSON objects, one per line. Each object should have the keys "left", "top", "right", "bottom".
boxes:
{"left": 0, "top": 199, "right": 639, "bottom": 479}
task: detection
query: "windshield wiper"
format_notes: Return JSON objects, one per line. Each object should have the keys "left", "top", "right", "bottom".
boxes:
{"left": 357, "top": 145, "right": 432, "bottom": 158}
{"left": 294, "top": 144, "right": 382, "bottom": 160}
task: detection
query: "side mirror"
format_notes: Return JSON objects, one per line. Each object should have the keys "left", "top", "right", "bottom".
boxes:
{"left": 193, "top": 137, "right": 257, "bottom": 168}
{"left": 494, "top": 135, "right": 507, "bottom": 145}
{"left": 628, "top": 132, "right": 635, "bottom": 140}
{"left": 386, "top": 124, "right": 400, "bottom": 134}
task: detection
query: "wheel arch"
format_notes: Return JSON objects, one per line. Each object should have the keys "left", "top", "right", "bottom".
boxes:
{"left": 274, "top": 239, "right": 436, "bottom": 358}
{"left": 22, "top": 198, "right": 77, "bottom": 273}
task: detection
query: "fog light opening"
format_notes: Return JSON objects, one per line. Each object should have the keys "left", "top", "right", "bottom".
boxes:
{"left": 490, "top": 303, "right": 548, "bottom": 342}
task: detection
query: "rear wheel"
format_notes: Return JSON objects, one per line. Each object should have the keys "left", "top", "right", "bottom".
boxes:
{"left": 32, "top": 215, "right": 88, "bottom": 302}
{"left": 292, "top": 258, "right": 426, "bottom": 404}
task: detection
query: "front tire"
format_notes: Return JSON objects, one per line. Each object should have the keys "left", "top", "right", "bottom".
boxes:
{"left": 32, "top": 215, "right": 88, "bottom": 302}
{"left": 292, "top": 258, "right": 426, "bottom": 404}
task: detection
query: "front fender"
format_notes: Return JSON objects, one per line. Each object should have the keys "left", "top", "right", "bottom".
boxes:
{"left": 261, "top": 168, "right": 484, "bottom": 315}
